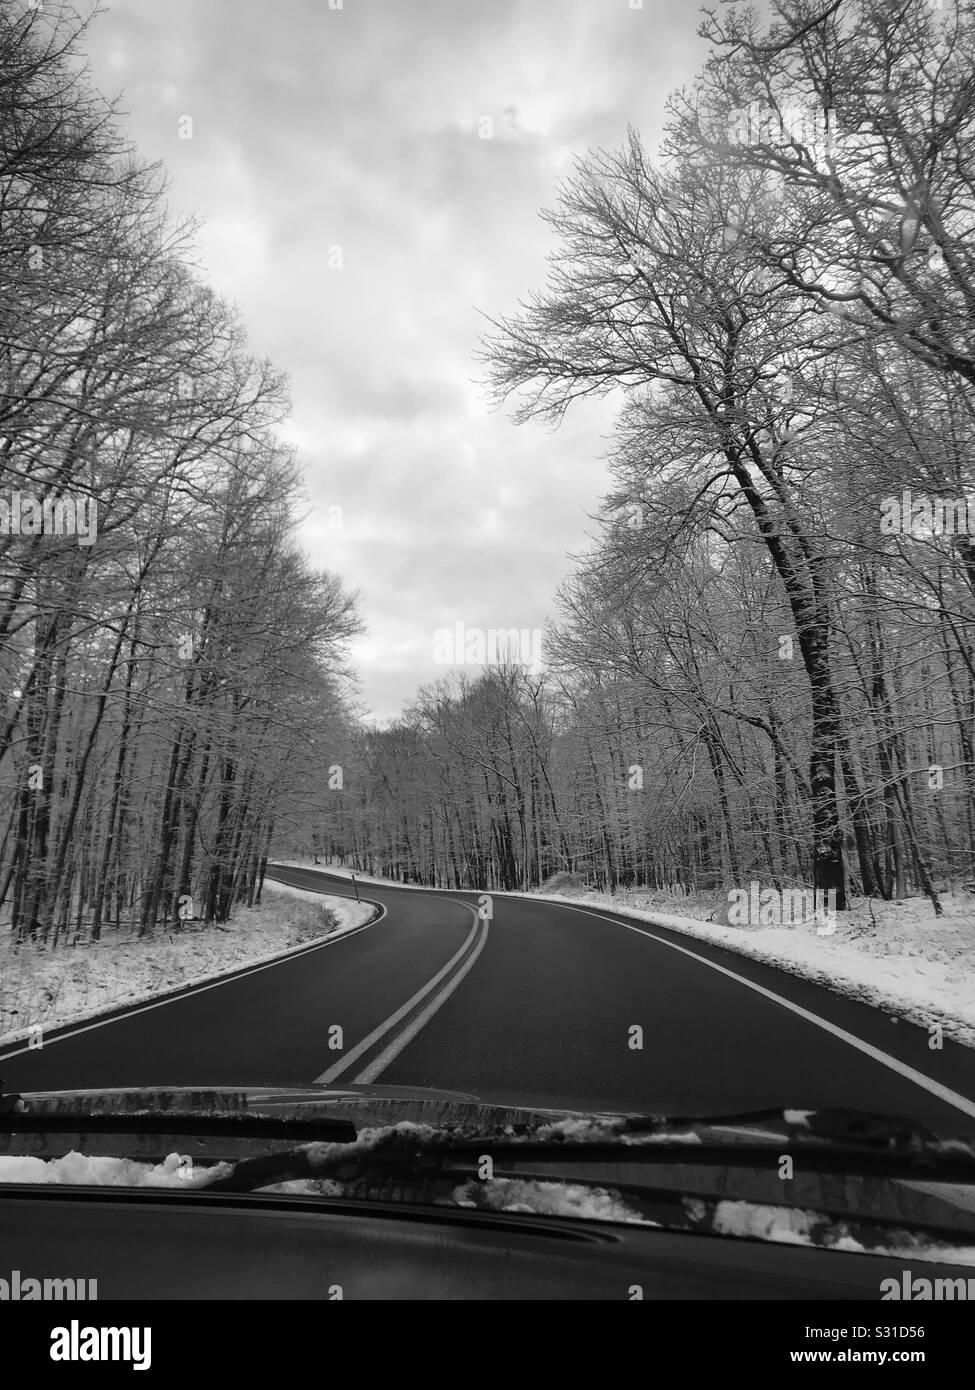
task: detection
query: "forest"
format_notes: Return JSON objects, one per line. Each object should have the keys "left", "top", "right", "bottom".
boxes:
{"left": 314, "top": 2, "right": 975, "bottom": 914}
{"left": 0, "top": 5, "right": 360, "bottom": 943}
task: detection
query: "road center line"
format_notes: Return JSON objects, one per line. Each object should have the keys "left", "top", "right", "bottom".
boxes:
{"left": 314, "top": 902, "right": 484, "bottom": 1084}
{"left": 352, "top": 918, "right": 491, "bottom": 1084}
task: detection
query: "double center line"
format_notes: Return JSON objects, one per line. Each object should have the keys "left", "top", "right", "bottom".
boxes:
{"left": 314, "top": 897, "right": 488, "bottom": 1085}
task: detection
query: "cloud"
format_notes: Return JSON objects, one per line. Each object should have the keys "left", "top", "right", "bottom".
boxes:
{"left": 84, "top": 0, "right": 705, "bottom": 720}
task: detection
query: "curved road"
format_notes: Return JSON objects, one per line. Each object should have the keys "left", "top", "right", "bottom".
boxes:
{"left": 2, "top": 865, "right": 975, "bottom": 1137}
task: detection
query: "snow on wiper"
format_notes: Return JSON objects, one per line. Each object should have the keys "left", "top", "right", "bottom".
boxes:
{"left": 7, "top": 1115, "right": 975, "bottom": 1260}
{"left": 668, "top": 1105, "right": 940, "bottom": 1146}
{"left": 0, "top": 1087, "right": 951, "bottom": 1153}
{"left": 192, "top": 1119, "right": 975, "bottom": 1263}
{"left": 538, "top": 1105, "right": 975, "bottom": 1154}
{"left": 0, "top": 1150, "right": 234, "bottom": 1187}
{"left": 541, "top": 1105, "right": 937, "bottom": 1145}
{"left": 197, "top": 1112, "right": 975, "bottom": 1195}
{"left": 4, "top": 1102, "right": 973, "bottom": 1194}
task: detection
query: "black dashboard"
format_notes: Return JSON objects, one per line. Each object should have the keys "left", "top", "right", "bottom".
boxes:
{"left": 2, "top": 1187, "right": 969, "bottom": 1299}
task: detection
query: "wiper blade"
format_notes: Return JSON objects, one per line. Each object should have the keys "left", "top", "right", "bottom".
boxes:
{"left": 200, "top": 1121, "right": 975, "bottom": 1195}
{"left": 0, "top": 1078, "right": 355, "bottom": 1142}
{"left": 637, "top": 1107, "right": 940, "bottom": 1146}
{"left": 0, "top": 1105, "right": 355, "bottom": 1145}
{"left": 0, "top": 1081, "right": 25, "bottom": 1117}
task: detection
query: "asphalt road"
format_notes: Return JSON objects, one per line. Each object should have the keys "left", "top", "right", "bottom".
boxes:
{"left": 3, "top": 865, "right": 975, "bottom": 1136}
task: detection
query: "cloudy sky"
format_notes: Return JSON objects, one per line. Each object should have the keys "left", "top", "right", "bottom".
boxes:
{"left": 83, "top": 0, "right": 709, "bottom": 722}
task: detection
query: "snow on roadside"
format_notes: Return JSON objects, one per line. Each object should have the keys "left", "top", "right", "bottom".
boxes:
{"left": 275, "top": 862, "right": 975, "bottom": 1050}
{"left": 0, "top": 884, "right": 377, "bottom": 1050}
{"left": 270, "top": 859, "right": 975, "bottom": 1050}
{"left": 270, "top": 859, "right": 405, "bottom": 888}
{"left": 259, "top": 876, "right": 382, "bottom": 917}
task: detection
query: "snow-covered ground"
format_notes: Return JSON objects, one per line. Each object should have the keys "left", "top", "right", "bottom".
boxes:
{"left": 0, "top": 885, "right": 377, "bottom": 1050}
{"left": 274, "top": 860, "right": 975, "bottom": 1050}
{"left": 270, "top": 860, "right": 398, "bottom": 887}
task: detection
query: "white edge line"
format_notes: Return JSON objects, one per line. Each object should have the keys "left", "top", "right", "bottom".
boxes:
{"left": 0, "top": 903, "right": 386, "bottom": 1063}
{"left": 315, "top": 904, "right": 483, "bottom": 1084}
{"left": 552, "top": 901, "right": 975, "bottom": 1122}
{"left": 353, "top": 919, "right": 491, "bottom": 1084}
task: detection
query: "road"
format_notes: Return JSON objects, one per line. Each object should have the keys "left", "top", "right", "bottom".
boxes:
{"left": 2, "top": 865, "right": 975, "bottom": 1135}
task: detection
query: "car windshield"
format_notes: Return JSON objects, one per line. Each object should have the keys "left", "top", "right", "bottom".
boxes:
{"left": 4, "top": 1090, "right": 975, "bottom": 1265}
{"left": 1, "top": 0, "right": 975, "bottom": 1291}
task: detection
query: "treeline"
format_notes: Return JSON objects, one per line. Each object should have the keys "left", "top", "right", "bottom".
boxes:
{"left": 0, "top": 5, "right": 359, "bottom": 943}
{"left": 315, "top": 0, "right": 975, "bottom": 910}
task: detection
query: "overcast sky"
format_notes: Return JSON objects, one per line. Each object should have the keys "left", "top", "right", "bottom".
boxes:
{"left": 83, "top": 0, "right": 709, "bottom": 723}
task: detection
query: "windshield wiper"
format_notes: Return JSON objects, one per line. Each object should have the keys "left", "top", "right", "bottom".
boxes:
{"left": 645, "top": 1106, "right": 940, "bottom": 1146}
{"left": 0, "top": 1081, "right": 25, "bottom": 1117}
{"left": 0, "top": 1083, "right": 356, "bottom": 1143}
{"left": 184, "top": 1120, "right": 975, "bottom": 1255}
{"left": 199, "top": 1112, "right": 975, "bottom": 1194}
{"left": 4, "top": 1086, "right": 971, "bottom": 1184}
